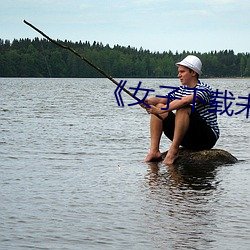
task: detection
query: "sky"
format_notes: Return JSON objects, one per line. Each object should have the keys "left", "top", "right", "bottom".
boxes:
{"left": 1, "top": 0, "right": 250, "bottom": 53}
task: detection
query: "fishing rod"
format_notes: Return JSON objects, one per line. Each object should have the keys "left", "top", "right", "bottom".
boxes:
{"left": 23, "top": 20, "right": 162, "bottom": 120}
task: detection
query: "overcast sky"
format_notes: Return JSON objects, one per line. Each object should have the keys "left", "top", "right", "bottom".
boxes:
{"left": 1, "top": 0, "right": 250, "bottom": 53}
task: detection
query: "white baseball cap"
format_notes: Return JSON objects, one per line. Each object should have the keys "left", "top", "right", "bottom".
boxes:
{"left": 176, "top": 55, "right": 202, "bottom": 75}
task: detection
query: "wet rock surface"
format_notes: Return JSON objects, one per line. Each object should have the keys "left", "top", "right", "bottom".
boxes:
{"left": 161, "top": 148, "right": 238, "bottom": 166}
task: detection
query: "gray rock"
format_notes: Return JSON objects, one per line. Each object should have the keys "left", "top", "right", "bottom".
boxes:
{"left": 161, "top": 148, "right": 238, "bottom": 166}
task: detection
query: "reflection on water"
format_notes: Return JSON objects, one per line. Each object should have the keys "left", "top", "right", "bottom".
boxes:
{"left": 143, "top": 160, "right": 250, "bottom": 250}
{"left": 147, "top": 162, "right": 219, "bottom": 191}
{"left": 144, "top": 162, "right": 221, "bottom": 249}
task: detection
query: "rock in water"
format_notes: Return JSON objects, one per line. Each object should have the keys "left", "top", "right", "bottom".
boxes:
{"left": 162, "top": 148, "right": 238, "bottom": 166}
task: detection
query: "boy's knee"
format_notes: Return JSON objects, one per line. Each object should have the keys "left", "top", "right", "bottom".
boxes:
{"left": 176, "top": 105, "right": 192, "bottom": 116}
{"left": 155, "top": 103, "right": 165, "bottom": 109}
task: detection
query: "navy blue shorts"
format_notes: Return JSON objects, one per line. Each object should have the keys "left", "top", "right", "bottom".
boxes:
{"left": 162, "top": 110, "right": 217, "bottom": 150}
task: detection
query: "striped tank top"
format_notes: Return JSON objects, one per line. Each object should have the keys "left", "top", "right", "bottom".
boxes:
{"left": 169, "top": 80, "right": 220, "bottom": 139}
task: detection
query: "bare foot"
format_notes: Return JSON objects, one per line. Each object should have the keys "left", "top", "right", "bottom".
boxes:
{"left": 144, "top": 151, "right": 162, "bottom": 162}
{"left": 163, "top": 150, "right": 179, "bottom": 165}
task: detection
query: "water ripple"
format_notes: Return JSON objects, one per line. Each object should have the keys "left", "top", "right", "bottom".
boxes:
{"left": 1, "top": 78, "right": 250, "bottom": 249}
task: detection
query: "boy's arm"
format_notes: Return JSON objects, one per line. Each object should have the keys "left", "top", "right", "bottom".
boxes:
{"left": 146, "top": 94, "right": 203, "bottom": 115}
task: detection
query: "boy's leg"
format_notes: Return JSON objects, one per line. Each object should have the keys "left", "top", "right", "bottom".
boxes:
{"left": 144, "top": 114, "right": 163, "bottom": 162}
{"left": 144, "top": 105, "right": 169, "bottom": 162}
{"left": 163, "top": 106, "right": 191, "bottom": 164}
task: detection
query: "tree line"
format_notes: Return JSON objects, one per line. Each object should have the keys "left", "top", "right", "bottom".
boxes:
{"left": 0, "top": 38, "right": 250, "bottom": 78}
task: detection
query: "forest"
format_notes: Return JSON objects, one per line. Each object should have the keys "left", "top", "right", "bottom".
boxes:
{"left": 0, "top": 38, "right": 250, "bottom": 78}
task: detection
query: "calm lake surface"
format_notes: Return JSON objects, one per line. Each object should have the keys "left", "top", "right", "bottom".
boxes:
{"left": 1, "top": 78, "right": 250, "bottom": 250}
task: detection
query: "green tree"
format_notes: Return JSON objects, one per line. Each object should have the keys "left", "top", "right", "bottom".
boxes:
{"left": 244, "top": 56, "right": 250, "bottom": 76}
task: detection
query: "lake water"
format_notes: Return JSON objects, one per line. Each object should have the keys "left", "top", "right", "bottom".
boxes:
{"left": 1, "top": 78, "right": 250, "bottom": 250}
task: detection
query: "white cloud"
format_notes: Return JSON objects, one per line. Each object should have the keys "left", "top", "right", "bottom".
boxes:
{"left": 206, "top": 0, "right": 237, "bottom": 4}
{"left": 199, "top": 0, "right": 250, "bottom": 10}
{"left": 79, "top": 3, "right": 89, "bottom": 10}
{"left": 133, "top": 0, "right": 168, "bottom": 5}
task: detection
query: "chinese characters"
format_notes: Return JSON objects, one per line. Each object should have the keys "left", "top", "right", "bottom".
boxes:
{"left": 114, "top": 80, "right": 250, "bottom": 118}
